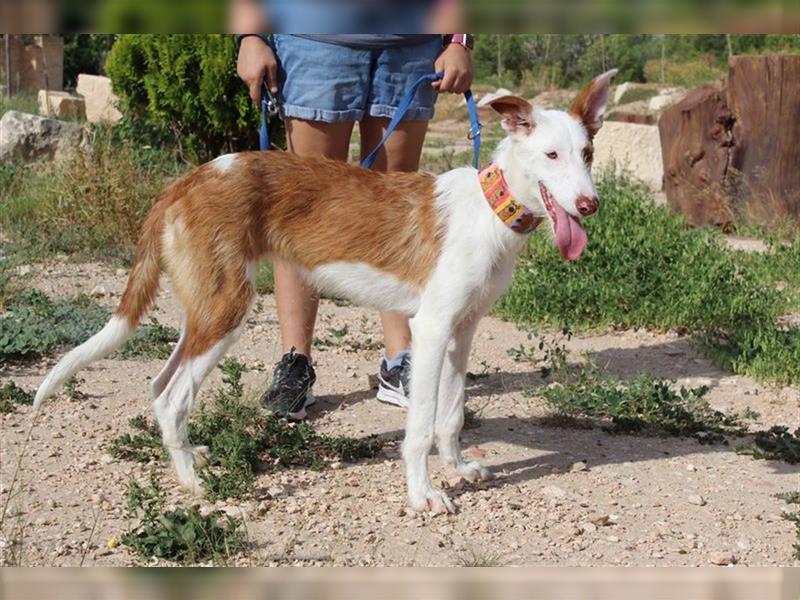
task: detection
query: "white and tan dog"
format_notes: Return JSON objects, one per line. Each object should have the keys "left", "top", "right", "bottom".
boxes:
{"left": 35, "top": 69, "right": 617, "bottom": 513}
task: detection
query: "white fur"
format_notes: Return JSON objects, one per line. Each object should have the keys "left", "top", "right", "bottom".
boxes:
{"left": 210, "top": 153, "right": 237, "bottom": 173}
{"left": 33, "top": 315, "right": 134, "bottom": 410}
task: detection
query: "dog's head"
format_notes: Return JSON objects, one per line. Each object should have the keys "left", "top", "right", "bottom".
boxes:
{"left": 486, "top": 69, "right": 617, "bottom": 260}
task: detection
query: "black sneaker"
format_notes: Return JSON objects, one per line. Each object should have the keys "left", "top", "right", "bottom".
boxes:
{"left": 377, "top": 353, "right": 410, "bottom": 408}
{"left": 261, "top": 349, "right": 316, "bottom": 420}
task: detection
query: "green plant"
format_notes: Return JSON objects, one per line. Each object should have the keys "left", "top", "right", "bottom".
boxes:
{"left": 737, "top": 427, "right": 800, "bottom": 464}
{"left": 108, "top": 415, "right": 165, "bottom": 463}
{"left": 0, "top": 94, "right": 39, "bottom": 117}
{"left": 122, "top": 470, "right": 245, "bottom": 564}
{"left": 63, "top": 377, "right": 87, "bottom": 400}
{"left": 615, "top": 86, "right": 658, "bottom": 105}
{"left": 776, "top": 491, "right": 800, "bottom": 560}
{"left": 118, "top": 317, "right": 179, "bottom": 359}
{"left": 0, "top": 289, "right": 108, "bottom": 361}
{"left": 106, "top": 34, "right": 279, "bottom": 163}
{"left": 188, "top": 358, "right": 385, "bottom": 501}
{"left": 255, "top": 262, "right": 274, "bottom": 295}
{"left": 0, "top": 127, "right": 185, "bottom": 261}
{"left": 534, "top": 370, "right": 746, "bottom": 442}
{"left": 0, "top": 381, "right": 34, "bottom": 414}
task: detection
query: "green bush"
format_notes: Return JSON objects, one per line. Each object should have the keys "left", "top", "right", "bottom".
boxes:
{"left": 496, "top": 175, "right": 800, "bottom": 384}
{"left": 106, "top": 34, "right": 278, "bottom": 163}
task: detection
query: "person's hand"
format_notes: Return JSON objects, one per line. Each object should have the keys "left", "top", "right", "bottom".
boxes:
{"left": 432, "top": 43, "right": 474, "bottom": 94}
{"left": 237, "top": 36, "right": 278, "bottom": 104}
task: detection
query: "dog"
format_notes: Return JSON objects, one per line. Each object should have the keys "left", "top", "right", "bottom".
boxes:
{"left": 34, "top": 69, "right": 617, "bottom": 513}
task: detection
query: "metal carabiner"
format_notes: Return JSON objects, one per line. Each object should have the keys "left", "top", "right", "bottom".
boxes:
{"left": 467, "top": 122, "right": 482, "bottom": 140}
{"left": 261, "top": 82, "right": 280, "bottom": 117}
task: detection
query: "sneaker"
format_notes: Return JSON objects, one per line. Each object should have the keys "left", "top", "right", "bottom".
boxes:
{"left": 377, "top": 353, "right": 411, "bottom": 408}
{"left": 261, "top": 349, "right": 316, "bottom": 420}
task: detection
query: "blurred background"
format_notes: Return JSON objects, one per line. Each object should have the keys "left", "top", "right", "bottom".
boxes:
{"left": 1, "top": 0, "right": 798, "bottom": 33}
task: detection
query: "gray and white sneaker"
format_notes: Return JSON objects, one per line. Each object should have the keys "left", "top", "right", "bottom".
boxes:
{"left": 261, "top": 349, "right": 316, "bottom": 420}
{"left": 377, "top": 353, "right": 411, "bottom": 408}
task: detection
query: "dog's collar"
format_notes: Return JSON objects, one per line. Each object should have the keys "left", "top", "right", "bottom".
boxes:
{"left": 479, "top": 163, "right": 543, "bottom": 235}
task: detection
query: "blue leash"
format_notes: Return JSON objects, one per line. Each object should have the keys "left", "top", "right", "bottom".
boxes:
{"left": 259, "top": 81, "right": 279, "bottom": 151}
{"left": 361, "top": 71, "right": 481, "bottom": 169}
{"left": 259, "top": 71, "right": 482, "bottom": 169}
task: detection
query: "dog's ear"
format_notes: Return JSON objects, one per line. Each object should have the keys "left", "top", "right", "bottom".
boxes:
{"left": 486, "top": 95, "right": 535, "bottom": 136}
{"left": 569, "top": 68, "right": 618, "bottom": 140}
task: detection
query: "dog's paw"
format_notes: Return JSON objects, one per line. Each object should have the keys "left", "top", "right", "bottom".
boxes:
{"left": 457, "top": 461, "right": 493, "bottom": 483}
{"left": 409, "top": 487, "right": 456, "bottom": 515}
{"left": 191, "top": 445, "right": 210, "bottom": 468}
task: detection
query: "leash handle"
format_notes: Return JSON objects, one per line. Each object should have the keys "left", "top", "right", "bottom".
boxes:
{"left": 360, "top": 71, "right": 481, "bottom": 170}
{"left": 259, "top": 81, "right": 278, "bottom": 151}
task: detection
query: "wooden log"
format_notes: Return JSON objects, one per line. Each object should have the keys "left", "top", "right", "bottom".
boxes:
{"left": 658, "top": 83, "right": 735, "bottom": 227}
{"left": 726, "top": 54, "right": 800, "bottom": 225}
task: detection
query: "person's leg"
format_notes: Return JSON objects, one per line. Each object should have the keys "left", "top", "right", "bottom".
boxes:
{"left": 274, "top": 118, "right": 354, "bottom": 356}
{"left": 359, "top": 117, "right": 429, "bottom": 360}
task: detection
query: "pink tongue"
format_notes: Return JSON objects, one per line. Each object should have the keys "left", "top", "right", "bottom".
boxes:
{"left": 553, "top": 202, "right": 588, "bottom": 261}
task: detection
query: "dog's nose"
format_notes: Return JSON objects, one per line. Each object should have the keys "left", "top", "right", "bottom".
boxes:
{"left": 576, "top": 195, "right": 599, "bottom": 216}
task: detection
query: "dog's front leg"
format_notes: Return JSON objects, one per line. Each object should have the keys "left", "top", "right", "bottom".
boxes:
{"left": 435, "top": 318, "right": 493, "bottom": 483}
{"left": 403, "top": 312, "right": 454, "bottom": 514}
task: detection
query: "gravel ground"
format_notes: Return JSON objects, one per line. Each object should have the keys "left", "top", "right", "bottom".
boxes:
{"left": 1, "top": 260, "right": 799, "bottom": 566}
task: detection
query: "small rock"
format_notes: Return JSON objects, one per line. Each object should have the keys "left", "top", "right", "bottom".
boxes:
{"left": 115, "top": 268, "right": 127, "bottom": 277}
{"left": 90, "top": 285, "right": 107, "bottom": 298}
{"left": 542, "top": 485, "right": 567, "bottom": 499}
{"left": 708, "top": 552, "right": 736, "bottom": 566}
{"left": 266, "top": 485, "right": 286, "bottom": 499}
{"left": 736, "top": 538, "right": 751, "bottom": 551}
{"left": 99, "top": 453, "right": 116, "bottom": 465}
{"left": 688, "top": 494, "right": 706, "bottom": 507}
{"left": 579, "top": 522, "right": 597, "bottom": 534}
{"left": 685, "top": 464, "right": 697, "bottom": 472}
{"left": 330, "top": 461, "right": 342, "bottom": 470}
{"left": 606, "top": 535, "right": 620, "bottom": 543}
{"left": 570, "top": 461, "right": 588, "bottom": 472}
{"left": 590, "top": 514, "right": 612, "bottom": 527}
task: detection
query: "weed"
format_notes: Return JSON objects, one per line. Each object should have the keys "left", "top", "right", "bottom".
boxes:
{"left": 737, "top": 427, "right": 800, "bottom": 464}
{"left": 122, "top": 470, "right": 245, "bottom": 565}
{"left": 188, "top": 358, "right": 384, "bottom": 501}
{"left": 118, "top": 317, "right": 179, "bottom": 360}
{"left": 615, "top": 86, "right": 658, "bottom": 105}
{"left": 466, "top": 360, "right": 495, "bottom": 382}
{"left": 0, "top": 381, "right": 34, "bottom": 413}
{"left": 0, "top": 94, "right": 39, "bottom": 116}
{"left": 534, "top": 369, "right": 745, "bottom": 442}
{"left": 0, "top": 287, "right": 177, "bottom": 362}
{"left": 63, "top": 377, "right": 87, "bottom": 401}
{"left": 0, "top": 289, "right": 107, "bottom": 361}
{"left": 456, "top": 546, "right": 502, "bottom": 567}
{"left": 108, "top": 415, "right": 165, "bottom": 463}
{"left": 0, "top": 127, "right": 186, "bottom": 262}
{"left": 776, "top": 491, "right": 800, "bottom": 560}
{"left": 506, "top": 329, "right": 572, "bottom": 379}
{"left": 255, "top": 262, "right": 274, "bottom": 295}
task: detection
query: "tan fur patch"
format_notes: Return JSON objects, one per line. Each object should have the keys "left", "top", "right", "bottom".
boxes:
{"left": 116, "top": 151, "right": 442, "bottom": 358}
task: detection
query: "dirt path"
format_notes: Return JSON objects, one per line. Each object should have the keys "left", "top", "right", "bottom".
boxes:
{"left": 2, "top": 260, "right": 799, "bottom": 566}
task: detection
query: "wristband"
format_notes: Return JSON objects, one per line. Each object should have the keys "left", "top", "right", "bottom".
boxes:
{"left": 235, "top": 34, "right": 270, "bottom": 51}
{"left": 443, "top": 34, "right": 474, "bottom": 51}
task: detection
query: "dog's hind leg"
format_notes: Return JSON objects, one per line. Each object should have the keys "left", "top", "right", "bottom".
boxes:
{"left": 150, "top": 320, "right": 187, "bottom": 399}
{"left": 435, "top": 317, "right": 492, "bottom": 483}
{"left": 154, "top": 264, "right": 254, "bottom": 493}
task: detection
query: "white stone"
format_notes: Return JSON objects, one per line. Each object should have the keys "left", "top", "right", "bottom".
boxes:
{"left": 76, "top": 74, "right": 123, "bottom": 124}
{"left": 592, "top": 121, "right": 663, "bottom": 192}
{"left": 0, "top": 110, "right": 85, "bottom": 162}
{"left": 37, "top": 90, "right": 85, "bottom": 120}
{"left": 613, "top": 82, "right": 634, "bottom": 104}
{"left": 648, "top": 91, "right": 685, "bottom": 112}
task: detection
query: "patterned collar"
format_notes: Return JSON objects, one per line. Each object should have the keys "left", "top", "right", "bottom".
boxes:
{"left": 479, "top": 163, "right": 543, "bottom": 235}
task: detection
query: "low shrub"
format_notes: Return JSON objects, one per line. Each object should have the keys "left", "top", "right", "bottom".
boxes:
{"left": 122, "top": 470, "right": 245, "bottom": 565}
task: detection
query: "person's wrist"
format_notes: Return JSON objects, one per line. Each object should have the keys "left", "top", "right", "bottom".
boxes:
{"left": 443, "top": 34, "right": 473, "bottom": 51}
{"left": 236, "top": 34, "right": 270, "bottom": 51}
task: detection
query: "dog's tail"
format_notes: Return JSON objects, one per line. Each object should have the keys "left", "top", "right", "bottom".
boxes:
{"left": 34, "top": 201, "right": 168, "bottom": 410}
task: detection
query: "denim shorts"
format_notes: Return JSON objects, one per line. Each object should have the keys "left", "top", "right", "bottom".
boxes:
{"left": 273, "top": 34, "right": 442, "bottom": 123}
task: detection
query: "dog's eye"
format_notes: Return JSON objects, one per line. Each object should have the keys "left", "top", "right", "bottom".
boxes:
{"left": 546, "top": 151, "right": 558, "bottom": 160}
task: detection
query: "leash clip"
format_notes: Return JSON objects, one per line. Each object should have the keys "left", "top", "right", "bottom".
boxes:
{"left": 467, "top": 122, "right": 482, "bottom": 140}
{"left": 261, "top": 83, "right": 280, "bottom": 117}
